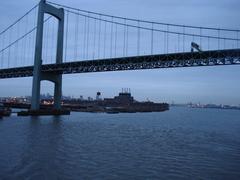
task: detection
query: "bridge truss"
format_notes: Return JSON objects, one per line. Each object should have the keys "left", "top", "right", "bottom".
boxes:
{"left": 0, "top": 48, "right": 239, "bottom": 79}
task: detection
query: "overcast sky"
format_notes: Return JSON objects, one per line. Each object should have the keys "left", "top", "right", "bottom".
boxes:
{"left": 0, "top": 0, "right": 240, "bottom": 105}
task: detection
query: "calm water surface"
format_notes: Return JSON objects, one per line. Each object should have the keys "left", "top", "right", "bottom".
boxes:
{"left": 0, "top": 107, "right": 240, "bottom": 179}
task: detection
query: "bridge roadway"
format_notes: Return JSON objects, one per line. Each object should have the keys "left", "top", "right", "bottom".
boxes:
{"left": 0, "top": 49, "right": 240, "bottom": 79}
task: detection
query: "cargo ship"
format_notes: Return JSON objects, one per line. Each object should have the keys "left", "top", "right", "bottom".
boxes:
{"left": 63, "top": 90, "right": 169, "bottom": 113}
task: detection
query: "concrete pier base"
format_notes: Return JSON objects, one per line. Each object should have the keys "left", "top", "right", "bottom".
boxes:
{"left": 18, "top": 109, "right": 70, "bottom": 116}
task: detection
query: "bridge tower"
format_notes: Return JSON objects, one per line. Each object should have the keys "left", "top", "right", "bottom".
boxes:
{"left": 31, "top": 0, "right": 64, "bottom": 110}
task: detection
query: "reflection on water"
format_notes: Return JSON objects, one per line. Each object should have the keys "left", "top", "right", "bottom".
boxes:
{"left": 0, "top": 107, "right": 240, "bottom": 179}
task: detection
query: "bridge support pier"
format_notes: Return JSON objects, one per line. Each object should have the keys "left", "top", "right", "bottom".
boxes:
{"left": 54, "top": 77, "right": 62, "bottom": 109}
{"left": 31, "top": 0, "right": 64, "bottom": 110}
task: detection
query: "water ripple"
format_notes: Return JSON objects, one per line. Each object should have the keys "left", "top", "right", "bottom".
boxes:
{"left": 0, "top": 108, "right": 240, "bottom": 179}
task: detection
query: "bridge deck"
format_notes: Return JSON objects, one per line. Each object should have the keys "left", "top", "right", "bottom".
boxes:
{"left": 0, "top": 49, "right": 240, "bottom": 79}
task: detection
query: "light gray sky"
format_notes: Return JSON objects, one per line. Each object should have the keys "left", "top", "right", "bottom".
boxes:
{"left": 0, "top": 0, "right": 240, "bottom": 105}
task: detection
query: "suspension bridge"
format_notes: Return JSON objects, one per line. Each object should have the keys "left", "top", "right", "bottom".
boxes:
{"left": 0, "top": 0, "right": 239, "bottom": 110}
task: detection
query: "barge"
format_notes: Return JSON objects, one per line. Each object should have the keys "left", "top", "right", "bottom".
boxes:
{"left": 64, "top": 91, "right": 169, "bottom": 113}
{"left": 0, "top": 103, "right": 11, "bottom": 117}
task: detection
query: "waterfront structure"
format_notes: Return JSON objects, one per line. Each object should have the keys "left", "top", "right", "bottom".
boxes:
{"left": 96, "top": 92, "right": 102, "bottom": 101}
{"left": 63, "top": 91, "right": 169, "bottom": 113}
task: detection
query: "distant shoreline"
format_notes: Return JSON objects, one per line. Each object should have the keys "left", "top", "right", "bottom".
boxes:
{"left": 171, "top": 104, "right": 240, "bottom": 111}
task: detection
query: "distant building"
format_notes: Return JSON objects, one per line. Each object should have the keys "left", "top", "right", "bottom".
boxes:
{"left": 88, "top": 97, "right": 93, "bottom": 101}
{"left": 96, "top": 92, "right": 102, "bottom": 101}
{"left": 79, "top": 95, "right": 84, "bottom": 101}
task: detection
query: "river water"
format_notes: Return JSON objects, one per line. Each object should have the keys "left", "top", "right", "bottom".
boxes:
{"left": 0, "top": 107, "right": 240, "bottom": 179}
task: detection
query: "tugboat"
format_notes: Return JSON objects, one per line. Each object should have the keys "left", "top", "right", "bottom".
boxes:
{"left": 0, "top": 103, "right": 12, "bottom": 117}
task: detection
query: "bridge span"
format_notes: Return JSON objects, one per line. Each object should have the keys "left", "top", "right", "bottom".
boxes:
{"left": 0, "top": 49, "right": 239, "bottom": 79}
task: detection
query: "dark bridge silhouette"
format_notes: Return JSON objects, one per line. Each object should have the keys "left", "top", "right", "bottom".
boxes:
{"left": 0, "top": 49, "right": 239, "bottom": 79}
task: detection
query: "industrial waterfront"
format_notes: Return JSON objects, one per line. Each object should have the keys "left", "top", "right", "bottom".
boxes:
{"left": 2, "top": 91, "right": 240, "bottom": 117}
{"left": 0, "top": 107, "right": 240, "bottom": 179}
{"left": 0, "top": 90, "right": 169, "bottom": 116}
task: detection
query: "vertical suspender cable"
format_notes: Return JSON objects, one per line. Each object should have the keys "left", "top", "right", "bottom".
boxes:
{"left": 218, "top": 29, "right": 220, "bottom": 50}
{"left": 25, "top": 13, "right": 28, "bottom": 66}
{"left": 166, "top": 25, "right": 169, "bottom": 53}
{"left": 0, "top": 35, "right": 2, "bottom": 68}
{"left": 15, "top": 21, "right": 19, "bottom": 66}
{"left": 123, "top": 18, "right": 126, "bottom": 56}
{"left": 98, "top": 15, "right": 101, "bottom": 59}
{"left": 160, "top": 30, "right": 163, "bottom": 54}
{"left": 74, "top": 12, "right": 79, "bottom": 60}
{"left": 178, "top": 33, "right": 180, "bottom": 52}
{"left": 27, "top": 22, "right": 32, "bottom": 66}
{"left": 23, "top": 14, "right": 28, "bottom": 66}
{"left": 151, "top": 23, "right": 154, "bottom": 54}
{"left": 0, "top": 34, "right": 3, "bottom": 68}
{"left": 8, "top": 26, "right": 12, "bottom": 68}
{"left": 126, "top": 24, "right": 129, "bottom": 56}
{"left": 208, "top": 37, "right": 210, "bottom": 51}
{"left": 103, "top": 20, "right": 107, "bottom": 58}
{"left": 2, "top": 33, "right": 5, "bottom": 68}
{"left": 110, "top": 17, "right": 113, "bottom": 58}
{"left": 114, "top": 23, "right": 117, "bottom": 57}
{"left": 137, "top": 20, "right": 140, "bottom": 56}
{"left": 21, "top": 26, "right": 24, "bottom": 66}
{"left": 164, "top": 27, "right": 166, "bottom": 53}
{"left": 86, "top": 13, "right": 90, "bottom": 59}
{"left": 0, "top": 33, "right": 3, "bottom": 68}
{"left": 200, "top": 27, "right": 202, "bottom": 47}
{"left": 93, "top": 18, "right": 97, "bottom": 59}
{"left": 224, "top": 35, "right": 226, "bottom": 49}
{"left": 83, "top": 16, "right": 87, "bottom": 59}
{"left": 183, "top": 26, "right": 185, "bottom": 52}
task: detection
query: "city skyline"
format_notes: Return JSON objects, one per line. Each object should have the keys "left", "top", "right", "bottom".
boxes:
{"left": 0, "top": 0, "right": 240, "bottom": 105}
{"left": 1, "top": 90, "right": 240, "bottom": 107}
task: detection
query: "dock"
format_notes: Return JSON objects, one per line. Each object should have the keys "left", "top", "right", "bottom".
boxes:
{"left": 17, "top": 109, "right": 71, "bottom": 116}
